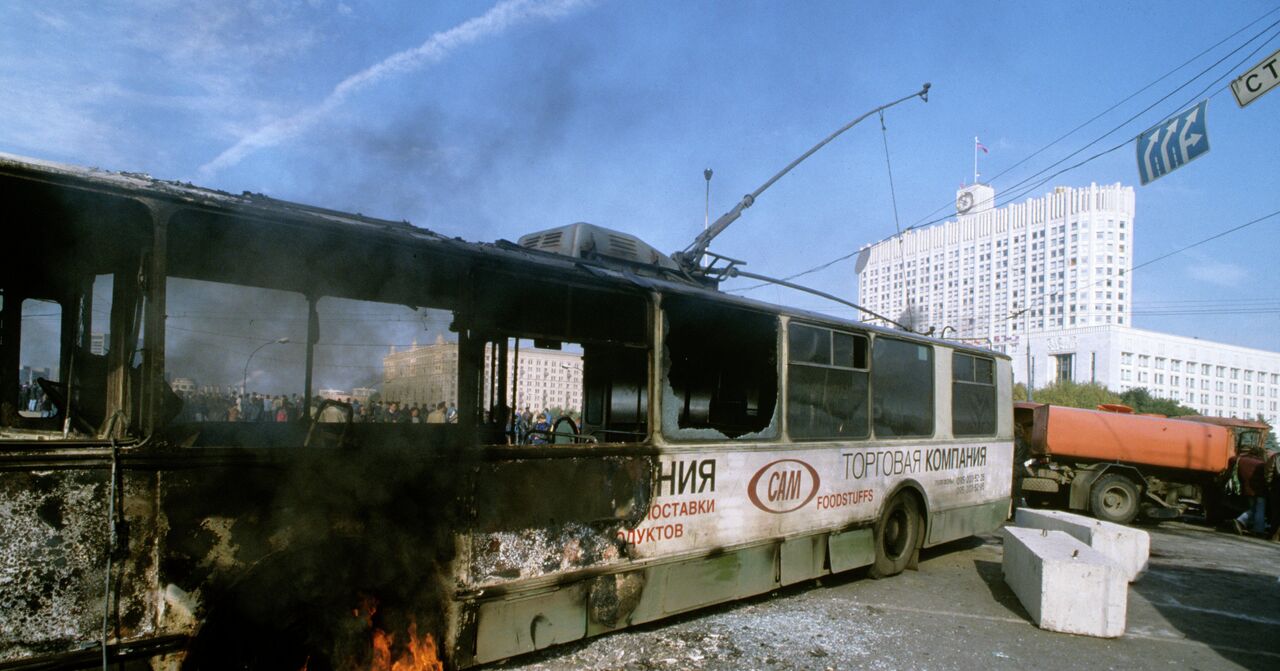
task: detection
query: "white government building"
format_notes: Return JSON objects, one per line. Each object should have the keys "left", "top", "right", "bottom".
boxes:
{"left": 856, "top": 182, "right": 1280, "bottom": 425}
{"left": 383, "top": 335, "right": 583, "bottom": 413}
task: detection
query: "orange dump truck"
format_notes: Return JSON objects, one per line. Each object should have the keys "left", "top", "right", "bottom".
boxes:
{"left": 1014, "top": 402, "right": 1237, "bottom": 524}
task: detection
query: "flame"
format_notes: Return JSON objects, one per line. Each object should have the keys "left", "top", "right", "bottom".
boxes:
{"left": 368, "top": 620, "right": 442, "bottom": 671}
{"left": 351, "top": 597, "right": 443, "bottom": 671}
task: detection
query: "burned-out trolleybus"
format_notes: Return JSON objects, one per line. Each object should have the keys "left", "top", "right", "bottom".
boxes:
{"left": 0, "top": 153, "right": 1012, "bottom": 670}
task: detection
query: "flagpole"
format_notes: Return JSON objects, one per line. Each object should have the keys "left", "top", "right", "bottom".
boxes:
{"left": 973, "top": 136, "right": 978, "bottom": 184}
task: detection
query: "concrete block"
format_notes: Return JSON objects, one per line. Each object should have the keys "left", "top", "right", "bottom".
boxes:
{"left": 1014, "top": 508, "right": 1150, "bottom": 582}
{"left": 1002, "top": 526, "right": 1127, "bottom": 637}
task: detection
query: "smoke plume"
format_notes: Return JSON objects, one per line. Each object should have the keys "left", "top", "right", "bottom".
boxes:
{"left": 198, "top": 0, "right": 596, "bottom": 177}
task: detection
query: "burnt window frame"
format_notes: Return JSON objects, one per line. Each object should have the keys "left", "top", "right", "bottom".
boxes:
{"left": 785, "top": 321, "right": 870, "bottom": 441}
{"left": 659, "top": 295, "right": 781, "bottom": 443}
{"left": 0, "top": 181, "right": 158, "bottom": 440}
{"left": 869, "top": 335, "right": 935, "bottom": 439}
{"left": 465, "top": 272, "right": 653, "bottom": 448}
{"left": 951, "top": 351, "right": 997, "bottom": 437}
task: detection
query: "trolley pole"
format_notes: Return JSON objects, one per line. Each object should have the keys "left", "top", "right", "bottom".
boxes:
{"left": 702, "top": 168, "right": 712, "bottom": 266}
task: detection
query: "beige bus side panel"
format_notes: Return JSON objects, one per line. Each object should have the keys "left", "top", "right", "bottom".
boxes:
{"left": 828, "top": 528, "right": 875, "bottom": 573}
{"left": 473, "top": 584, "right": 587, "bottom": 665}
{"left": 925, "top": 500, "right": 1008, "bottom": 547}
{"left": 662, "top": 544, "right": 777, "bottom": 614}
{"left": 780, "top": 533, "right": 829, "bottom": 586}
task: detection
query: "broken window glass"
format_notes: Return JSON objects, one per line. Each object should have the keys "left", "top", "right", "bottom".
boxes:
{"left": 662, "top": 297, "right": 778, "bottom": 440}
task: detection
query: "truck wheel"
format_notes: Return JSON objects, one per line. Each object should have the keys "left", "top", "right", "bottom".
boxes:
{"left": 869, "top": 493, "right": 921, "bottom": 579}
{"left": 1091, "top": 474, "right": 1140, "bottom": 525}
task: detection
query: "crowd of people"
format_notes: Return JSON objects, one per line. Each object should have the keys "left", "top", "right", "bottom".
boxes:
{"left": 173, "top": 390, "right": 461, "bottom": 424}
{"left": 504, "top": 407, "right": 572, "bottom": 445}
{"left": 17, "top": 383, "right": 53, "bottom": 417}
{"left": 26, "top": 385, "right": 577, "bottom": 445}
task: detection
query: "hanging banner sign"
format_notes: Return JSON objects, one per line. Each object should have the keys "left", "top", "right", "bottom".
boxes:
{"left": 1230, "top": 47, "right": 1280, "bottom": 108}
{"left": 1135, "top": 100, "right": 1209, "bottom": 186}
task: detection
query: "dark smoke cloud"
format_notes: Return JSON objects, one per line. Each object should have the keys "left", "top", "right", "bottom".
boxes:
{"left": 276, "top": 28, "right": 647, "bottom": 241}
{"left": 165, "top": 24, "right": 653, "bottom": 397}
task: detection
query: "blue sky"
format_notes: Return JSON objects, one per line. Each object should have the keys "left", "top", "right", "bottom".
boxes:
{"left": 4, "top": 0, "right": 1279, "bottom": 360}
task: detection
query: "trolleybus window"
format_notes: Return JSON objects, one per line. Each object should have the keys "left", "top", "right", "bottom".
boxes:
{"left": 661, "top": 296, "right": 778, "bottom": 440}
{"left": 464, "top": 274, "right": 649, "bottom": 446}
{"left": 952, "top": 352, "right": 996, "bottom": 436}
{"left": 870, "top": 337, "right": 933, "bottom": 438}
{"left": 476, "top": 336, "right": 598, "bottom": 445}
{"left": 17, "top": 298, "right": 61, "bottom": 419}
{"left": 786, "top": 323, "right": 869, "bottom": 440}
{"left": 4, "top": 267, "right": 159, "bottom": 438}
{"left": 165, "top": 278, "right": 309, "bottom": 426}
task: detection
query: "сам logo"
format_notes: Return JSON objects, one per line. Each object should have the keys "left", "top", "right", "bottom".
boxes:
{"left": 747, "top": 459, "right": 820, "bottom": 513}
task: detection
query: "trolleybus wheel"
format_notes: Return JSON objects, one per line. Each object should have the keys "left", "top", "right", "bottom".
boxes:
{"left": 869, "top": 493, "right": 921, "bottom": 579}
{"left": 1090, "top": 474, "right": 1140, "bottom": 525}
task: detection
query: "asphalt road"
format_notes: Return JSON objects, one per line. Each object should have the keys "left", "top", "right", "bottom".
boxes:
{"left": 492, "top": 520, "right": 1280, "bottom": 671}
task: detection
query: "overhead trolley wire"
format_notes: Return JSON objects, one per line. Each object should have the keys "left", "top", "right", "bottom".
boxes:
{"left": 998, "top": 206, "right": 1280, "bottom": 323}
{"left": 909, "top": 17, "right": 1280, "bottom": 236}
{"left": 903, "top": 4, "right": 1280, "bottom": 232}
{"left": 748, "top": 208, "right": 1280, "bottom": 324}
{"left": 730, "top": 8, "right": 1280, "bottom": 296}
{"left": 977, "top": 26, "right": 1280, "bottom": 217}
{"left": 901, "top": 9, "right": 1280, "bottom": 236}
{"left": 1132, "top": 298, "right": 1280, "bottom": 306}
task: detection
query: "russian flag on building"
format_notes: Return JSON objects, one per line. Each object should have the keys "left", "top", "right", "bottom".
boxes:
{"left": 976, "top": 138, "right": 989, "bottom": 154}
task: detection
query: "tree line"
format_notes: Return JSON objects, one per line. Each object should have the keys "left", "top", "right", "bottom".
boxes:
{"left": 1017, "top": 380, "right": 1217, "bottom": 417}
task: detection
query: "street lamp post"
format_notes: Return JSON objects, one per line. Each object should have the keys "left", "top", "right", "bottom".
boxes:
{"left": 1009, "top": 305, "right": 1033, "bottom": 402}
{"left": 1025, "top": 307, "right": 1033, "bottom": 402}
{"left": 242, "top": 337, "right": 289, "bottom": 395}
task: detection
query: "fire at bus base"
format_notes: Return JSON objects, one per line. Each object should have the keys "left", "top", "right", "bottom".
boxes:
{"left": 0, "top": 149, "right": 1011, "bottom": 670}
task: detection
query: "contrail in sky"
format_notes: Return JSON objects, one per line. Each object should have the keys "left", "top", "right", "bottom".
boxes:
{"left": 198, "top": 0, "right": 593, "bottom": 177}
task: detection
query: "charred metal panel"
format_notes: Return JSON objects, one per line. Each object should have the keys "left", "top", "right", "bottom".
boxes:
{"left": 471, "top": 456, "right": 652, "bottom": 533}
{"left": 467, "top": 522, "right": 627, "bottom": 587}
{"left": 465, "top": 455, "right": 652, "bottom": 587}
{"left": 586, "top": 570, "right": 646, "bottom": 628}
{"left": 0, "top": 464, "right": 161, "bottom": 663}
{"left": 0, "top": 470, "right": 109, "bottom": 660}
{"left": 466, "top": 278, "right": 649, "bottom": 348}
{"left": 156, "top": 446, "right": 467, "bottom": 593}
{"left": 155, "top": 464, "right": 289, "bottom": 610}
